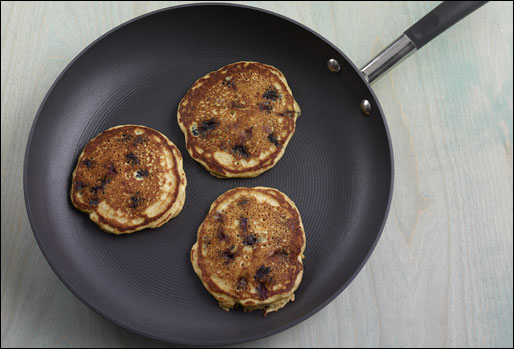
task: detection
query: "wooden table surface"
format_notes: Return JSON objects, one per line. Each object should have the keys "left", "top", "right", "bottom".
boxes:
{"left": 1, "top": 1, "right": 512, "bottom": 347}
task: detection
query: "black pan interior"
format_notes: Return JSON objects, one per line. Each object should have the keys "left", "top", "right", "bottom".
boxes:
{"left": 24, "top": 4, "right": 392, "bottom": 345}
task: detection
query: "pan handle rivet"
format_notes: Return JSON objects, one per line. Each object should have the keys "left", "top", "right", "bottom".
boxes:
{"left": 327, "top": 58, "right": 341, "bottom": 74}
{"left": 360, "top": 99, "right": 371, "bottom": 116}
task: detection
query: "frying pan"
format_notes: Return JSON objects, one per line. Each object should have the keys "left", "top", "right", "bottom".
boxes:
{"left": 23, "top": 1, "right": 487, "bottom": 345}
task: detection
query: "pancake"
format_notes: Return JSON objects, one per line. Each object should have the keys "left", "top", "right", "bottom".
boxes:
{"left": 177, "top": 61, "right": 301, "bottom": 178}
{"left": 70, "top": 125, "right": 186, "bottom": 234}
{"left": 191, "top": 187, "right": 306, "bottom": 315}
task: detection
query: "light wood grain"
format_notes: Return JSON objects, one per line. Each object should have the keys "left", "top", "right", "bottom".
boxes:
{"left": 1, "top": 1, "right": 512, "bottom": 347}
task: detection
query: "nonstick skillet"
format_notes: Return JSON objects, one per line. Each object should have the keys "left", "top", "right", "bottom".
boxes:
{"left": 23, "top": 2, "right": 487, "bottom": 345}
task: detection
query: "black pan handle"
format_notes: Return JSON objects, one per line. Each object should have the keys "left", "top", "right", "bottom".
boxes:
{"left": 360, "top": 1, "right": 488, "bottom": 84}
{"left": 405, "top": 1, "right": 488, "bottom": 49}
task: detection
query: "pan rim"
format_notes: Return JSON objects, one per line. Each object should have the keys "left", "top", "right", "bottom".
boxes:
{"left": 23, "top": 2, "right": 394, "bottom": 346}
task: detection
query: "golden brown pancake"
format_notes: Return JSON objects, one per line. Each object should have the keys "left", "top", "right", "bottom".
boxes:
{"left": 70, "top": 125, "right": 186, "bottom": 234}
{"left": 178, "top": 61, "right": 301, "bottom": 178}
{"left": 191, "top": 187, "right": 306, "bottom": 315}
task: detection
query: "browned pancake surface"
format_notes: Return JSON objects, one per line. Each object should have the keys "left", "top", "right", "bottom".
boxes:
{"left": 193, "top": 187, "right": 305, "bottom": 304}
{"left": 70, "top": 125, "right": 186, "bottom": 234}
{"left": 178, "top": 62, "right": 300, "bottom": 178}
